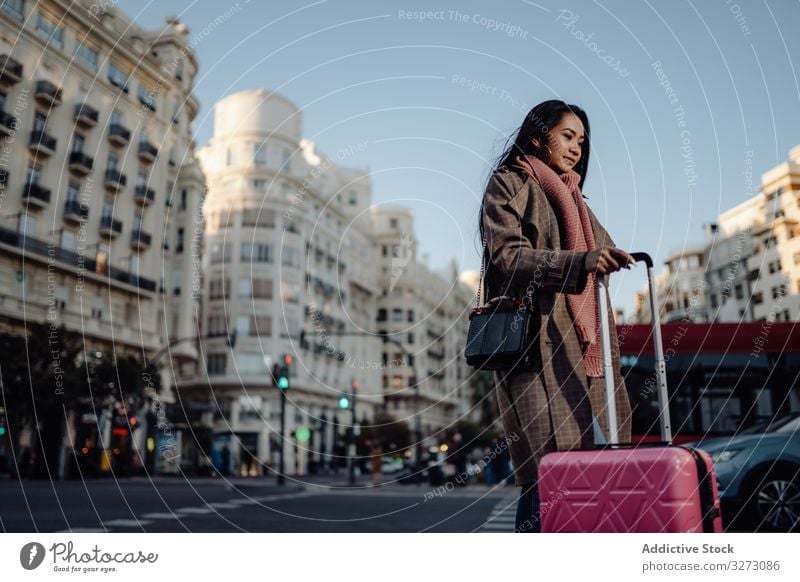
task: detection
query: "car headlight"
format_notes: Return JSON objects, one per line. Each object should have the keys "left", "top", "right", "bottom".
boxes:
{"left": 711, "top": 449, "right": 743, "bottom": 464}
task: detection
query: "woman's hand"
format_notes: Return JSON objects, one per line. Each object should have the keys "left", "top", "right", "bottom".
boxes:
{"left": 583, "top": 247, "right": 636, "bottom": 274}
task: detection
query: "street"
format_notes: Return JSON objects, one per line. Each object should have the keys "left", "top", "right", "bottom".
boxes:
{"left": 0, "top": 476, "right": 519, "bottom": 533}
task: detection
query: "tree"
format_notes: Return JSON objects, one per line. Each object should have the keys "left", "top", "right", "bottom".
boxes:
{"left": 360, "top": 412, "right": 411, "bottom": 457}
{"left": 0, "top": 324, "right": 150, "bottom": 478}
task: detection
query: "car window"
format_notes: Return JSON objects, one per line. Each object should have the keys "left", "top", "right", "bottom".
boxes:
{"left": 775, "top": 416, "right": 800, "bottom": 433}
{"left": 739, "top": 414, "right": 800, "bottom": 434}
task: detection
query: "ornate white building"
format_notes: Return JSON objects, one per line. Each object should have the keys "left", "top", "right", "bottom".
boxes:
{"left": 190, "top": 89, "right": 476, "bottom": 476}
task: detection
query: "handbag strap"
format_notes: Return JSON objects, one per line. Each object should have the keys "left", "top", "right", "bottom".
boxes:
{"left": 476, "top": 228, "right": 488, "bottom": 308}
{"left": 475, "top": 226, "right": 535, "bottom": 309}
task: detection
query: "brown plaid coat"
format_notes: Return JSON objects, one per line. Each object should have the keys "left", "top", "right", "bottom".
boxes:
{"left": 482, "top": 166, "right": 633, "bottom": 486}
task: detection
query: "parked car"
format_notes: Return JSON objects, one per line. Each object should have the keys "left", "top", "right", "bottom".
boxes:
{"left": 381, "top": 456, "right": 405, "bottom": 474}
{"left": 687, "top": 412, "right": 800, "bottom": 532}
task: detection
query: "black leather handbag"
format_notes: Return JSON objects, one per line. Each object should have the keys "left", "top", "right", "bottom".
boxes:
{"left": 464, "top": 236, "right": 538, "bottom": 370}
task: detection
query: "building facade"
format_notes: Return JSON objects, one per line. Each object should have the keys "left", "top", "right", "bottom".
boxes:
{"left": 634, "top": 145, "right": 800, "bottom": 324}
{"left": 0, "top": 0, "right": 203, "bottom": 476}
{"left": 190, "top": 89, "right": 476, "bottom": 477}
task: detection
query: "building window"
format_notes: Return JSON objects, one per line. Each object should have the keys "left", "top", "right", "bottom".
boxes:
{"left": 25, "top": 162, "right": 41, "bottom": 185}
{"left": 107, "top": 62, "right": 129, "bottom": 92}
{"left": 207, "top": 314, "right": 228, "bottom": 337}
{"left": 176, "top": 228, "right": 184, "bottom": 253}
{"left": 210, "top": 242, "right": 231, "bottom": 264}
{"left": 180, "top": 189, "right": 187, "bottom": 210}
{"left": 1, "top": 0, "right": 24, "bottom": 20}
{"left": 237, "top": 278, "right": 251, "bottom": 299}
{"left": 377, "top": 308, "right": 387, "bottom": 321}
{"left": 253, "top": 143, "right": 266, "bottom": 166}
{"left": 407, "top": 309, "right": 414, "bottom": 322}
{"left": 281, "top": 247, "right": 300, "bottom": 268}
{"left": 33, "top": 111, "right": 47, "bottom": 132}
{"left": 242, "top": 208, "right": 275, "bottom": 227}
{"left": 72, "top": 133, "right": 85, "bottom": 153}
{"left": 209, "top": 278, "right": 229, "bottom": 299}
{"left": 250, "top": 316, "right": 272, "bottom": 336}
{"left": 136, "top": 167, "right": 148, "bottom": 187}
{"left": 207, "top": 354, "right": 227, "bottom": 375}
{"left": 173, "top": 270, "right": 182, "bottom": 296}
{"left": 137, "top": 85, "right": 156, "bottom": 111}
{"left": 36, "top": 12, "right": 64, "bottom": 48}
{"left": 241, "top": 242, "right": 272, "bottom": 263}
{"left": 74, "top": 41, "right": 98, "bottom": 71}
{"left": 734, "top": 285, "right": 743, "bottom": 300}
{"left": 392, "top": 308, "right": 403, "bottom": 322}
{"left": 252, "top": 279, "right": 273, "bottom": 299}
{"left": 66, "top": 182, "right": 80, "bottom": 204}
{"left": 348, "top": 190, "right": 358, "bottom": 205}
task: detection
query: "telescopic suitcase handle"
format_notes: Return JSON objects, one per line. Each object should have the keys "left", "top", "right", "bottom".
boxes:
{"left": 596, "top": 251, "right": 672, "bottom": 445}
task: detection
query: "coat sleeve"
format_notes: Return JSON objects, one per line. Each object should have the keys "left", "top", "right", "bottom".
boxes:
{"left": 481, "top": 172, "right": 589, "bottom": 295}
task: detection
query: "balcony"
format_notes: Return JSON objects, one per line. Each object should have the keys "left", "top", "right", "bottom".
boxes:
{"left": 0, "top": 224, "right": 156, "bottom": 293}
{"left": 104, "top": 168, "right": 127, "bottom": 192}
{"left": 0, "top": 110, "right": 17, "bottom": 135}
{"left": 28, "top": 130, "right": 57, "bottom": 157}
{"left": 108, "top": 123, "right": 131, "bottom": 147}
{"left": 0, "top": 55, "right": 23, "bottom": 85}
{"left": 34, "top": 80, "right": 62, "bottom": 107}
{"left": 22, "top": 182, "right": 51, "bottom": 208}
{"left": 138, "top": 93, "right": 156, "bottom": 112}
{"left": 138, "top": 141, "right": 158, "bottom": 163}
{"left": 68, "top": 151, "right": 94, "bottom": 176}
{"left": 74, "top": 103, "right": 99, "bottom": 127}
{"left": 99, "top": 216, "right": 123, "bottom": 238}
{"left": 134, "top": 185, "right": 155, "bottom": 206}
{"left": 130, "top": 228, "right": 152, "bottom": 249}
{"left": 63, "top": 199, "right": 88, "bottom": 223}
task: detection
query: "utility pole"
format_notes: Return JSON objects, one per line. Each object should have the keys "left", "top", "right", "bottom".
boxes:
{"left": 272, "top": 354, "right": 291, "bottom": 485}
{"left": 348, "top": 380, "right": 359, "bottom": 485}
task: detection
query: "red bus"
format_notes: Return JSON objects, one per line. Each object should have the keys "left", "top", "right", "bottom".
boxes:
{"left": 617, "top": 322, "right": 800, "bottom": 443}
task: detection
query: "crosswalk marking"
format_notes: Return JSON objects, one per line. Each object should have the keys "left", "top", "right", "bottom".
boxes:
{"left": 103, "top": 519, "right": 154, "bottom": 528}
{"left": 478, "top": 492, "right": 519, "bottom": 533}
{"left": 141, "top": 512, "right": 187, "bottom": 519}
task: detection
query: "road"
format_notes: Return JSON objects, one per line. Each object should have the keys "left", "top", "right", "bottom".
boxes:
{"left": 0, "top": 475, "right": 520, "bottom": 533}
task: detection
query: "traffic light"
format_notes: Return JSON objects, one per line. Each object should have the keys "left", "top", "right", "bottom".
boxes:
{"left": 272, "top": 363, "right": 289, "bottom": 390}
{"left": 338, "top": 395, "right": 350, "bottom": 409}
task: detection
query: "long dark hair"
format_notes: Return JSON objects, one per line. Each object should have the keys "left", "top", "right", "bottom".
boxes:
{"left": 476, "top": 100, "right": 591, "bottom": 301}
{"left": 492, "top": 99, "right": 591, "bottom": 189}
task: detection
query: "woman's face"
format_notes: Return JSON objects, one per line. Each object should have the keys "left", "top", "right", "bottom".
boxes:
{"left": 534, "top": 112, "right": 585, "bottom": 174}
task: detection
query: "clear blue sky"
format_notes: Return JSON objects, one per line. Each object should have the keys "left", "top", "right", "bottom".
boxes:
{"left": 120, "top": 0, "right": 800, "bottom": 317}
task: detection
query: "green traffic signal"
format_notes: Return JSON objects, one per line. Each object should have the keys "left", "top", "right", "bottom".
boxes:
{"left": 277, "top": 375, "right": 289, "bottom": 390}
{"left": 338, "top": 395, "right": 350, "bottom": 409}
{"left": 0, "top": 427, "right": 6, "bottom": 436}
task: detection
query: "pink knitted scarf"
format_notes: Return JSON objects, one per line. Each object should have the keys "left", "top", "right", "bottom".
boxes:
{"left": 512, "top": 154, "right": 603, "bottom": 378}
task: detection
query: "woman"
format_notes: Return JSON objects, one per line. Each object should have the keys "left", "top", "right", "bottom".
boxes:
{"left": 479, "top": 100, "right": 635, "bottom": 532}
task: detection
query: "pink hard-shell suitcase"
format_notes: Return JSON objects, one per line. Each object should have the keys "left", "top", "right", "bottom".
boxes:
{"left": 538, "top": 252, "right": 724, "bottom": 533}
